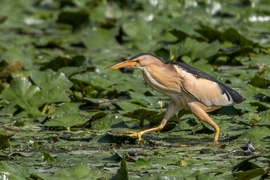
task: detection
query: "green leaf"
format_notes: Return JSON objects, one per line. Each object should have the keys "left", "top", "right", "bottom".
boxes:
{"left": 238, "top": 126, "right": 270, "bottom": 143}
{"left": 132, "top": 158, "right": 153, "bottom": 170}
{"left": 195, "top": 25, "right": 223, "bottom": 42}
{"left": 177, "top": 38, "right": 200, "bottom": 57}
{"left": 57, "top": 10, "right": 89, "bottom": 30}
{"left": 248, "top": 85, "right": 270, "bottom": 97}
{"left": 249, "top": 74, "right": 270, "bottom": 89}
{"left": 0, "top": 78, "right": 40, "bottom": 103}
{"left": 191, "top": 40, "right": 220, "bottom": 60}
{"left": 0, "top": 161, "right": 29, "bottom": 179}
{"left": 91, "top": 114, "right": 127, "bottom": 131}
{"left": 52, "top": 164, "right": 107, "bottom": 180}
{"left": 233, "top": 168, "right": 266, "bottom": 180}
{"left": 114, "top": 100, "right": 142, "bottom": 111}
{"left": 52, "top": 103, "right": 81, "bottom": 116}
{"left": 58, "top": 66, "right": 87, "bottom": 77}
{"left": 0, "top": 78, "right": 41, "bottom": 114}
{"left": 42, "top": 151, "right": 55, "bottom": 164}
{"left": 45, "top": 114, "right": 87, "bottom": 127}
{"left": 31, "top": 70, "right": 73, "bottom": 90}
{"left": 83, "top": 28, "right": 121, "bottom": 51}
{"left": 232, "top": 155, "right": 261, "bottom": 172}
{"left": 129, "top": 91, "right": 156, "bottom": 107}
{"left": 0, "top": 129, "right": 13, "bottom": 149}
{"left": 41, "top": 55, "right": 86, "bottom": 71}
{"left": 223, "top": 28, "right": 255, "bottom": 47}
{"left": 124, "top": 108, "right": 165, "bottom": 126}
{"left": 31, "top": 88, "right": 70, "bottom": 108}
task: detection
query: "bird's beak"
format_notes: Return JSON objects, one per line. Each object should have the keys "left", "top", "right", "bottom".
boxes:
{"left": 106, "top": 60, "right": 138, "bottom": 69}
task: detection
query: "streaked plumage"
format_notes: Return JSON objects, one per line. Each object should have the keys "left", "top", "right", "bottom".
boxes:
{"left": 107, "top": 53, "right": 244, "bottom": 144}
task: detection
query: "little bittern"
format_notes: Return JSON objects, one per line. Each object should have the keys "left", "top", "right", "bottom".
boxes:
{"left": 107, "top": 53, "right": 244, "bottom": 144}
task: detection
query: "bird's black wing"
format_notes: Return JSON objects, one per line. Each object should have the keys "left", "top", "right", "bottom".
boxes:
{"left": 171, "top": 62, "right": 244, "bottom": 105}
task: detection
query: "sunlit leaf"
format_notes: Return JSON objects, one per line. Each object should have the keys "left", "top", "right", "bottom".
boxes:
{"left": 31, "top": 88, "right": 70, "bottom": 108}
{"left": 42, "top": 151, "right": 55, "bottom": 164}
{"left": 191, "top": 40, "right": 220, "bottom": 60}
{"left": 30, "top": 70, "right": 73, "bottom": 90}
{"left": 91, "top": 114, "right": 128, "bottom": 131}
{"left": 45, "top": 114, "right": 87, "bottom": 127}
{"left": 238, "top": 126, "right": 270, "bottom": 142}
{"left": 52, "top": 164, "right": 108, "bottom": 180}
{"left": 233, "top": 168, "right": 266, "bottom": 180}
{"left": 132, "top": 158, "right": 153, "bottom": 170}
{"left": 0, "top": 161, "right": 29, "bottom": 179}
{"left": 0, "top": 78, "right": 42, "bottom": 114}
{"left": 83, "top": 28, "right": 121, "bottom": 51}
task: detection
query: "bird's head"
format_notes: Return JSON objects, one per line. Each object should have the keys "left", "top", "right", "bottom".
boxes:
{"left": 106, "top": 53, "right": 164, "bottom": 70}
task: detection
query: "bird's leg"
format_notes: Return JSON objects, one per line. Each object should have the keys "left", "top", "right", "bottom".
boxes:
{"left": 121, "top": 101, "right": 178, "bottom": 143}
{"left": 188, "top": 102, "right": 220, "bottom": 144}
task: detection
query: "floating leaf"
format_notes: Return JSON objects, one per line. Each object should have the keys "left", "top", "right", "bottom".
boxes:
{"left": 83, "top": 28, "right": 121, "bottom": 51}
{"left": 132, "top": 158, "right": 153, "bottom": 170}
{"left": 233, "top": 168, "right": 266, "bottom": 180}
{"left": 238, "top": 126, "right": 270, "bottom": 143}
{"left": 124, "top": 108, "right": 164, "bottom": 126}
{"left": 0, "top": 161, "right": 29, "bottom": 179}
{"left": 41, "top": 55, "right": 86, "bottom": 71}
{"left": 195, "top": 25, "right": 223, "bottom": 42}
{"left": 31, "top": 70, "right": 73, "bottom": 90}
{"left": 31, "top": 87, "right": 70, "bottom": 107}
{"left": 191, "top": 40, "right": 220, "bottom": 60}
{"left": 223, "top": 28, "right": 255, "bottom": 47}
{"left": 52, "top": 164, "right": 108, "bottom": 180}
{"left": 45, "top": 114, "right": 87, "bottom": 127}
{"left": 57, "top": 10, "right": 89, "bottom": 30}
{"left": 0, "top": 129, "right": 13, "bottom": 149}
{"left": 42, "top": 151, "right": 55, "bottom": 164}
{"left": 0, "top": 78, "right": 41, "bottom": 115}
{"left": 91, "top": 114, "right": 128, "bottom": 131}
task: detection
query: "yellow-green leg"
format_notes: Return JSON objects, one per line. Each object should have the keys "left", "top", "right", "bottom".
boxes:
{"left": 189, "top": 102, "right": 220, "bottom": 144}
{"left": 121, "top": 101, "right": 179, "bottom": 143}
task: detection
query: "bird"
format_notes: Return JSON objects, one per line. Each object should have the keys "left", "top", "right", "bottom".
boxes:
{"left": 106, "top": 53, "right": 244, "bottom": 144}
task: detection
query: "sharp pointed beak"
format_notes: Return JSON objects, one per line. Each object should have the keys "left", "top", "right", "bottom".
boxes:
{"left": 106, "top": 60, "right": 138, "bottom": 70}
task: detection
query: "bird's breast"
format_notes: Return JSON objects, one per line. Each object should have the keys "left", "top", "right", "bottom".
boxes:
{"left": 141, "top": 67, "right": 182, "bottom": 95}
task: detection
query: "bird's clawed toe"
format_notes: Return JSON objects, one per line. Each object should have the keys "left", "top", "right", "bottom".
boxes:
{"left": 120, "top": 131, "right": 143, "bottom": 143}
{"left": 209, "top": 140, "right": 219, "bottom": 146}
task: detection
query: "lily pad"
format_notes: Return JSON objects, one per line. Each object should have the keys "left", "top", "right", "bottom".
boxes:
{"left": 0, "top": 129, "right": 13, "bottom": 149}
{"left": 45, "top": 113, "right": 87, "bottom": 128}
{"left": 238, "top": 126, "right": 270, "bottom": 143}
{"left": 30, "top": 70, "right": 73, "bottom": 90}
{"left": 52, "top": 164, "right": 109, "bottom": 180}
{"left": 0, "top": 78, "right": 41, "bottom": 115}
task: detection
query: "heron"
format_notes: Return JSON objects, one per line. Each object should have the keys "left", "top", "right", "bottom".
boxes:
{"left": 106, "top": 53, "right": 244, "bottom": 144}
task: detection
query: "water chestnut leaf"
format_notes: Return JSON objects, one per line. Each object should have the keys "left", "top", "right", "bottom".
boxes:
{"left": 30, "top": 70, "right": 73, "bottom": 90}
{"left": 45, "top": 114, "right": 87, "bottom": 128}
{"left": 0, "top": 129, "right": 13, "bottom": 149}
{"left": 52, "top": 164, "right": 108, "bottom": 180}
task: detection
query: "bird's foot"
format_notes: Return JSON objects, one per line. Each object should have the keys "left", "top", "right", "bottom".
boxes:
{"left": 120, "top": 131, "right": 143, "bottom": 143}
{"left": 208, "top": 140, "right": 219, "bottom": 146}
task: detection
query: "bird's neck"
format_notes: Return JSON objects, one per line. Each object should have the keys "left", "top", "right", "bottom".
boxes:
{"left": 140, "top": 64, "right": 182, "bottom": 95}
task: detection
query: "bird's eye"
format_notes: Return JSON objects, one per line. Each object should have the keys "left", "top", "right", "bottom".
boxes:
{"left": 132, "top": 59, "right": 140, "bottom": 64}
